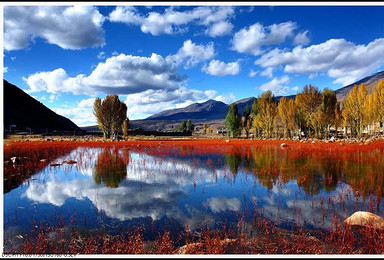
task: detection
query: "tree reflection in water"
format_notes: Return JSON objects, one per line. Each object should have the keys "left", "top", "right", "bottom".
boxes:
{"left": 94, "top": 147, "right": 129, "bottom": 188}
{"left": 223, "top": 145, "right": 384, "bottom": 200}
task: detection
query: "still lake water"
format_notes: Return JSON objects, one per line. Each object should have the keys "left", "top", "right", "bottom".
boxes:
{"left": 4, "top": 143, "right": 384, "bottom": 245}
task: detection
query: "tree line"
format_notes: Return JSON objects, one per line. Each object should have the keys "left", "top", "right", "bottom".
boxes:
{"left": 225, "top": 80, "right": 384, "bottom": 139}
{"left": 92, "top": 80, "right": 383, "bottom": 140}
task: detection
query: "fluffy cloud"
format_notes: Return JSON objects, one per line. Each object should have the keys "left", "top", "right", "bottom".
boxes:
{"left": 23, "top": 53, "right": 186, "bottom": 96}
{"left": 249, "top": 69, "right": 258, "bottom": 77}
{"left": 54, "top": 98, "right": 96, "bottom": 126}
{"left": 202, "top": 60, "right": 240, "bottom": 76}
{"left": 231, "top": 21, "right": 297, "bottom": 55}
{"left": 4, "top": 6, "right": 105, "bottom": 51}
{"left": 260, "top": 67, "right": 274, "bottom": 78}
{"left": 205, "top": 21, "right": 234, "bottom": 37}
{"left": 23, "top": 68, "right": 88, "bottom": 95}
{"left": 168, "top": 39, "right": 215, "bottom": 68}
{"left": 24, "top": 50, "right": 229, "bottom": 120}
{"left": 108, "top": 6, "right": 235, "bottom": 37}
{"left": 255, "top": 38, "right": 384, "bottom": 85}
{"left": 294, "top": 30, "right": 310, "bottom": 45}
{"left": 259, "top": 76, "right": 298, "bottom": 95}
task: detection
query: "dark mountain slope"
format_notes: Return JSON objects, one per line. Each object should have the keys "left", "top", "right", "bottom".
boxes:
{"left": 4, "top": 80, "right": 81, "bottom": 132}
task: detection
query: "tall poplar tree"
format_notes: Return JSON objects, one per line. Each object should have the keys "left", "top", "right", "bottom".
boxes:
{"left": 295, "top": 84, "right": 322, "bottom": 137}
{"left": 243, "top": 105, "right": 251, "bottom": 138}
{"left": 342, "top": 84, "right": 367, "bottom": 137}
{"left": 225, "top": 103, "right": 242, "bottom": 138}
{"left": 254, "top": 90, "right": 278, "bottom": 138}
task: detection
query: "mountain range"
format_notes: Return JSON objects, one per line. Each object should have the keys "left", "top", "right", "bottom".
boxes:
{"left": 4, "top": 70, "right": 384, "bottom": 133}
{"left": 145, "top": 71, "right": 384, "bottom": 124}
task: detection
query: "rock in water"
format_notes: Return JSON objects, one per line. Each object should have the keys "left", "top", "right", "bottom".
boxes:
{"left": 344, "top": 211, "right": 384, "bottom": 229}
{"left": 10, "top": 157, "right": 20, "bottom": 165}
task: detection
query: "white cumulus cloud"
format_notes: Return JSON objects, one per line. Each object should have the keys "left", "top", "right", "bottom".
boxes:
{"left": 168, "top": 39, "right": 215, "bottom": 68}
{"left": 255, "top": 38, "right": 384, "bottom": 86}
{"left": 23, "top": 53, "right": 186, "bottom": 96}
{"left": 249, "top": 69, "right": 258, "bottom": 77}
{"left": 202, "top": 60, "right": 240, "bottom": 76}
{"left": 108, "top": 6, "right": 235, "bottom": 37}
{"left": 294, "top": 30, "right": 310, "bottom": 46}
{"left": 4, "top": 5, "right": 105, "bottom": 51}
{"left": 260, "top": 67, "right": 274, "bottom": 78}
{"left": 231, "top": 21, "right": 297, "bottom": 55}
{"left": 206, "top": 21, "right": 234, "bottom": 37}
{"left": 259, "top": 76, "right": 298, "bottom": 95}
{"left": 54, "top": 98, "right": 96, "bottom": 127}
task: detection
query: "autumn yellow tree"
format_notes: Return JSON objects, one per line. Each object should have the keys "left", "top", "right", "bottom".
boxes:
{"left": 278, "top": 97, "right": 298, "bottom": 138}
{"left": 122, "top": 118, "right": 130, "bottom": 137}
{"left": 310, "top": 108, "right": 325, "bottom": 138}
{"left": 373, "top": 80, "right": 384, "bottom": 135}
{"left": 295, "top": 85, "right": 322, "bottom": 138}
{"left": 93, "top": 94, "right": 127, "bottom": 139}
{"left": 286, "top": 99, "right": 297, "bottom": 138}
{"left": 251, "top": 99, "right": 262, "bottom": 138}
{"left": 253, "top": 90, "right": 278, "bottom": 138}
{"left": 334, "top": 102, "right": 342, "bottom": 138}
{"left": 342, "top": 83, "right": 367, "bottom": 137}
{"left": 202, "top": 123, "right": 208, "bottom": 134}
{"left": 277, "top": 97, "right": 290, "bottom": 138}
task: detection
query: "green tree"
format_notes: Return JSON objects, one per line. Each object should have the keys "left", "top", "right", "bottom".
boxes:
{"left": 225, "top": 103, "right": 242, "bottom": 138}
{"left": 177, "top": 121, "right": 187, "bottom": 132}
{"left": 320, "top": 88, "right": 337, "bottom": 138}
{"left": 187, "top": 119, "right": 195, "bottom": 132}
{"left": 243, "top": 105, "right": 251, "bottom": 138}
{"left": 93, "top": 94, "right": 127, "bottom": 139}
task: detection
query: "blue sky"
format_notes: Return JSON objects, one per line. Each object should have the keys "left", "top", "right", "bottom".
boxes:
{"left": 3, "top": 3, "right": 384, "bottom": 126}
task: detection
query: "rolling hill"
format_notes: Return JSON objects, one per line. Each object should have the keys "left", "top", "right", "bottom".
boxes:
{"left": 3, "top": 80, "right": 81, "bottom": 133}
